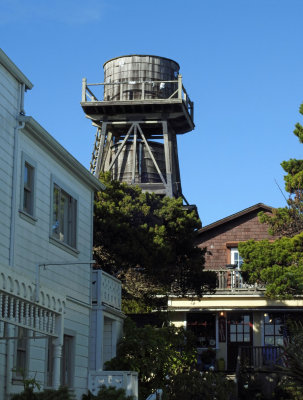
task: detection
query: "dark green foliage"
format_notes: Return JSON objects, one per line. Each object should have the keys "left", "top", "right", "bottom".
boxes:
{"left": 239, "top": 233, "right": 303, "bottom": 298}
{"left": 104, "top": 318, "right": 197, "bottom": 399}
{"left": 11, "top": 386, "right": 71, "bottom": 400}
{"left": 94, "top": 173, "right": 216, "bottom": 309}
{"left": 164, "top": 370, "right": 235, "bottom": 400}
{"left": 82, "top": 386, "right": 133, "bottom": 400}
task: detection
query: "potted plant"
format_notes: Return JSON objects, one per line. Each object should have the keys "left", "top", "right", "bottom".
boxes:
{"left": 201, "top": 347, "right": 216, "bottom": 370}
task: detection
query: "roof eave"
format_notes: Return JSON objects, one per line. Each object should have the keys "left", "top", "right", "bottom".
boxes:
{"left": 19, "top": 116, "right": 105, "bottom": 192}
{"left": 0, "top": 48, "right": 33, "bottom": 90}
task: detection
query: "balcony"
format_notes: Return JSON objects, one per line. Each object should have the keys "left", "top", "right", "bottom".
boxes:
{"left": 208, "top": 268, "right": 265, "bottom": 293}
{"left": 91, "top": 270, "right": 122, "bottom": 311}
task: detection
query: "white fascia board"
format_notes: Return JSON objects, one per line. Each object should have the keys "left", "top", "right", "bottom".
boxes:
{"left": 0, "top": 48, "right": 33, "bottom": 90}
{"left": 20, "top": 116, "right": 105, "bottom": 192}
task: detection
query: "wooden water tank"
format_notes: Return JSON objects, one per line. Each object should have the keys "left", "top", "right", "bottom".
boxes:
{"left": 103, "top": 55, "right": 179, "bottom": 101}
{"left": 111, "top": 141, "right": 166, "bottom": 184}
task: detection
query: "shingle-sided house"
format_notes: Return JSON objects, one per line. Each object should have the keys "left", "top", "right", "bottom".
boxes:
{"left": 0, "top": 49, "right": 137, "bottom": 400}
{"left": 168, "top": 203, "right": 303, "bottom": 371}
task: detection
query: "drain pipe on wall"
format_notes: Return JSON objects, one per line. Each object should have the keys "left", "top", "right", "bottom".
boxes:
{"left": 6, "top": 82, "right": 25, "bottom": 397}
{"left": 9, "top": 83, "right": 25, "bottom": 267}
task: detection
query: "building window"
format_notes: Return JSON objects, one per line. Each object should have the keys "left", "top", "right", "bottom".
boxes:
{"left": 61, "top": 335, "right": 74, "bottom": 387}
{"left": 230, "top": 247, "right": 243, "bottom": 288}
{"left": 230, "top": 247, "right": 243, "bottom": 268}
{"left": 264, "top": 313, "right": 288, "bottom": 346}
{"left": 229, "top": 314, "right": 251, "bottom": 343}
{"left": 15, "top": 327, "right": 28, "bottom": 377}
{"left": 51, "top": 183, "right": 77, "bottom": 248}
{"left": 187, "top": 313, "right": 216, "bottom": 348}
{"left": 20, "top": 153, "right": 36, "bottom": 219}
{"left": 46, "top": 338, "right": 53, "bottom": 387}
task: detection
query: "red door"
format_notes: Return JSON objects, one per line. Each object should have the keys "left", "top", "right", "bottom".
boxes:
{"left": 227, "top": 312, "right": 253, "bottom": 371}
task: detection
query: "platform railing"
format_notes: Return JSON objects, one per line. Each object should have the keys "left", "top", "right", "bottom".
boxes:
{"left": 91, "top": 270, "right": 122, "bottom": 310}
{"left": 208, "top": 268, "right": 265, "bottom": 292}
{"left": 81, "top": 75, "right": 194, "bottom": 119}
{"left": 236, "top": 345, "right": 283, "bottom": 374}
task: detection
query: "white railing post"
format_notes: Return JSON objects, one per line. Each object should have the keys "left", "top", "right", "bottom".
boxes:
{"left": 82, "top": 78, "right": 87, "bottom": 102}
{"left": 177, "top": 74, "right": 182, "bottom": 99}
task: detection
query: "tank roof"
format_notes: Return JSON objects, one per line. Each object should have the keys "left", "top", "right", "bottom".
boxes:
{"left": 103, "top": 54, "right": 180, "bottom": 69}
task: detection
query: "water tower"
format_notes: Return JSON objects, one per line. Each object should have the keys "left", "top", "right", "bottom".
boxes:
{"left": 81, "top": 55, "right": 194, "bottom": 200}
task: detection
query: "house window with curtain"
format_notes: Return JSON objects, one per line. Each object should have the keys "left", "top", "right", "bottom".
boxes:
{"left": 20, "top": 152, "right": 37, "bottom": 220}
{"left": 230, "top": 247, "right": 243, "bottom": 288}
{"left": 51, "top": 183, "right": 77, "bottom": 249}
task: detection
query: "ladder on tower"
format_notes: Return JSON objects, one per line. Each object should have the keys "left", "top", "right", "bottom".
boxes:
{"left": 90, "top": 127, "right": 101, "bottom": 175}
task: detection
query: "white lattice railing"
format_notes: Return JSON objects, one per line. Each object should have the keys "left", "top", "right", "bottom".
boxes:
{"left": 0, "top": 292, "right": 58, "bottom": 336}
{"left": 0, "top": 262, "right": 64, "bottom": 336}
{"left": 88, "top": 370, "right": 138, "bottom": 400}
{"left": 92, "top": 270, "right": 122, "bottom": 310}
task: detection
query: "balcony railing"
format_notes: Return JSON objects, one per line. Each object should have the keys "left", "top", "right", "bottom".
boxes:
{"left": 236, "top": 345, "right": 283, "bottom": 375}
{"left": 208, "top": 268, "right": 265, "bottom": 292}
{"left": 88, "top": 370, "right": 138, "bottom": 400}
{"left": 91, "top": 270, "right": 122, "bottom": 310}
{"left": 81, "top": 75, "right": 194, "bottom": 120}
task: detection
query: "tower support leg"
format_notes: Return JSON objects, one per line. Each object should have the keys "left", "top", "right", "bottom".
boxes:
{"left": 163, "top": 121, "right": 174, "bottom": 198}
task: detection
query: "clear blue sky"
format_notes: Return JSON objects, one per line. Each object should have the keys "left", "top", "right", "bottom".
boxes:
{"left": 2, "top": 0, "right": 303, "bottom": 226}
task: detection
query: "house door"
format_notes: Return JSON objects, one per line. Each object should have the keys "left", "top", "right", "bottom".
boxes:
{"left": 227, "top": 312, "right": 253, "bottom": 371}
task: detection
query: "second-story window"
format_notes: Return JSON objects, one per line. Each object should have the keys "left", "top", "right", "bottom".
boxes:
{"left": 23, "top": 163, "right": 35, "bottom": 214}
{"left": 20, "top": 153, "right": 36, "bottom": 219}
{"left": 230, "top": 248, "right": 243, "bottom": 268}
{"left": 230, "top": 247, "right": 243, "bottom": 288}
{"left": 52, "top": 184, "right": 77, "bottom": 248}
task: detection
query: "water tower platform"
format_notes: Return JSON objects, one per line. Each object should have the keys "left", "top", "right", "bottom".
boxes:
{"left": 81, "top": 76, "right": 194, "bottom": 136}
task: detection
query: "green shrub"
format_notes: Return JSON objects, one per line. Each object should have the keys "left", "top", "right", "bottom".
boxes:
{"left": 164, "top": 370, "right": 235, "bottom": 400}
{"left": 11, "top": 386, "right": 72, "bottom": 400}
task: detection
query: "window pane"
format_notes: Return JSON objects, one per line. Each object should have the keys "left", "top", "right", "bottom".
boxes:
{"left": 52, "top": 185, "right": 77, "bottom": 248}
{"left": 265, "top": 336, "right": 275, "bottom": 345}
{"left": 230, "top": 325, "right": 236, "bottom": 333}
{"left": 52, "top": 186, "right": 60, "bottom": 238}
{"left": 244, "top": 325, "right": 250, "bottom": 333}
{"left": 23, "top": 163, "right": 34, "bottom": 214}
{"left": 237, "top": 325, "right": 243, "bottom": 333}
{"left": 244, "top": 334, "right": 250, "bottom": 342}
{"left": 230, "top": 334, "right": 236, "bottom": 342}
{"left": 265, "top": 325, "right": 274, "bottom": 335}
{"left": 276, "top": 336, "right": 284, "bottom": 346}
{"left": 237, "top": 333, "right": 243, "bottom": 342}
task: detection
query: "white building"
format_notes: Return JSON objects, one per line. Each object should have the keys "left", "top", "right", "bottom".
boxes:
{"left": 0, "top": 48, "right": 123, "bottom": 399}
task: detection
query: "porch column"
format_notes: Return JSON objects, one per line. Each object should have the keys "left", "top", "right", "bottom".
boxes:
{"left": 96, "top": 308, "right": 104, "bottom": 370}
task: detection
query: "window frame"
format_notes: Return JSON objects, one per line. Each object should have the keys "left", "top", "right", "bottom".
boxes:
{"left": 19, "top": 152, "right": 37, "bottom": 222}
{"left": 13, "top": 327, "right": 29, "bottom": 381}
{"left": 45, "top": 337, "right": 54, "bottom": 388}
{"left": 50, "top": 175, "right": 79, "bottom": 253}
{"left": 187, "top": 312, "right": 217, "bottom": 348}
{"left": 60, "top": 332, "right": 76, "bottom": 388}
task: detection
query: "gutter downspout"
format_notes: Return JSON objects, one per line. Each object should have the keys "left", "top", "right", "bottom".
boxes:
{"left": 9, "top": 83, "right": 25, "bottom": 267}
{"left": 6, "top": 82, "right": 25, "bottom": 397}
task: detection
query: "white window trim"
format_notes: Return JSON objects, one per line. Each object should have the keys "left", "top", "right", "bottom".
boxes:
{"left": 13, "top": 327, "right": 30, "bottom": 383}
{"left": 49, "top": 175, "right": 79, "bottom": 254}
{"left": 19, "top": 152, "right": 37, "bottom": 223}
{"left": 61, "top": 329, "right": 76, "bottom": 388}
